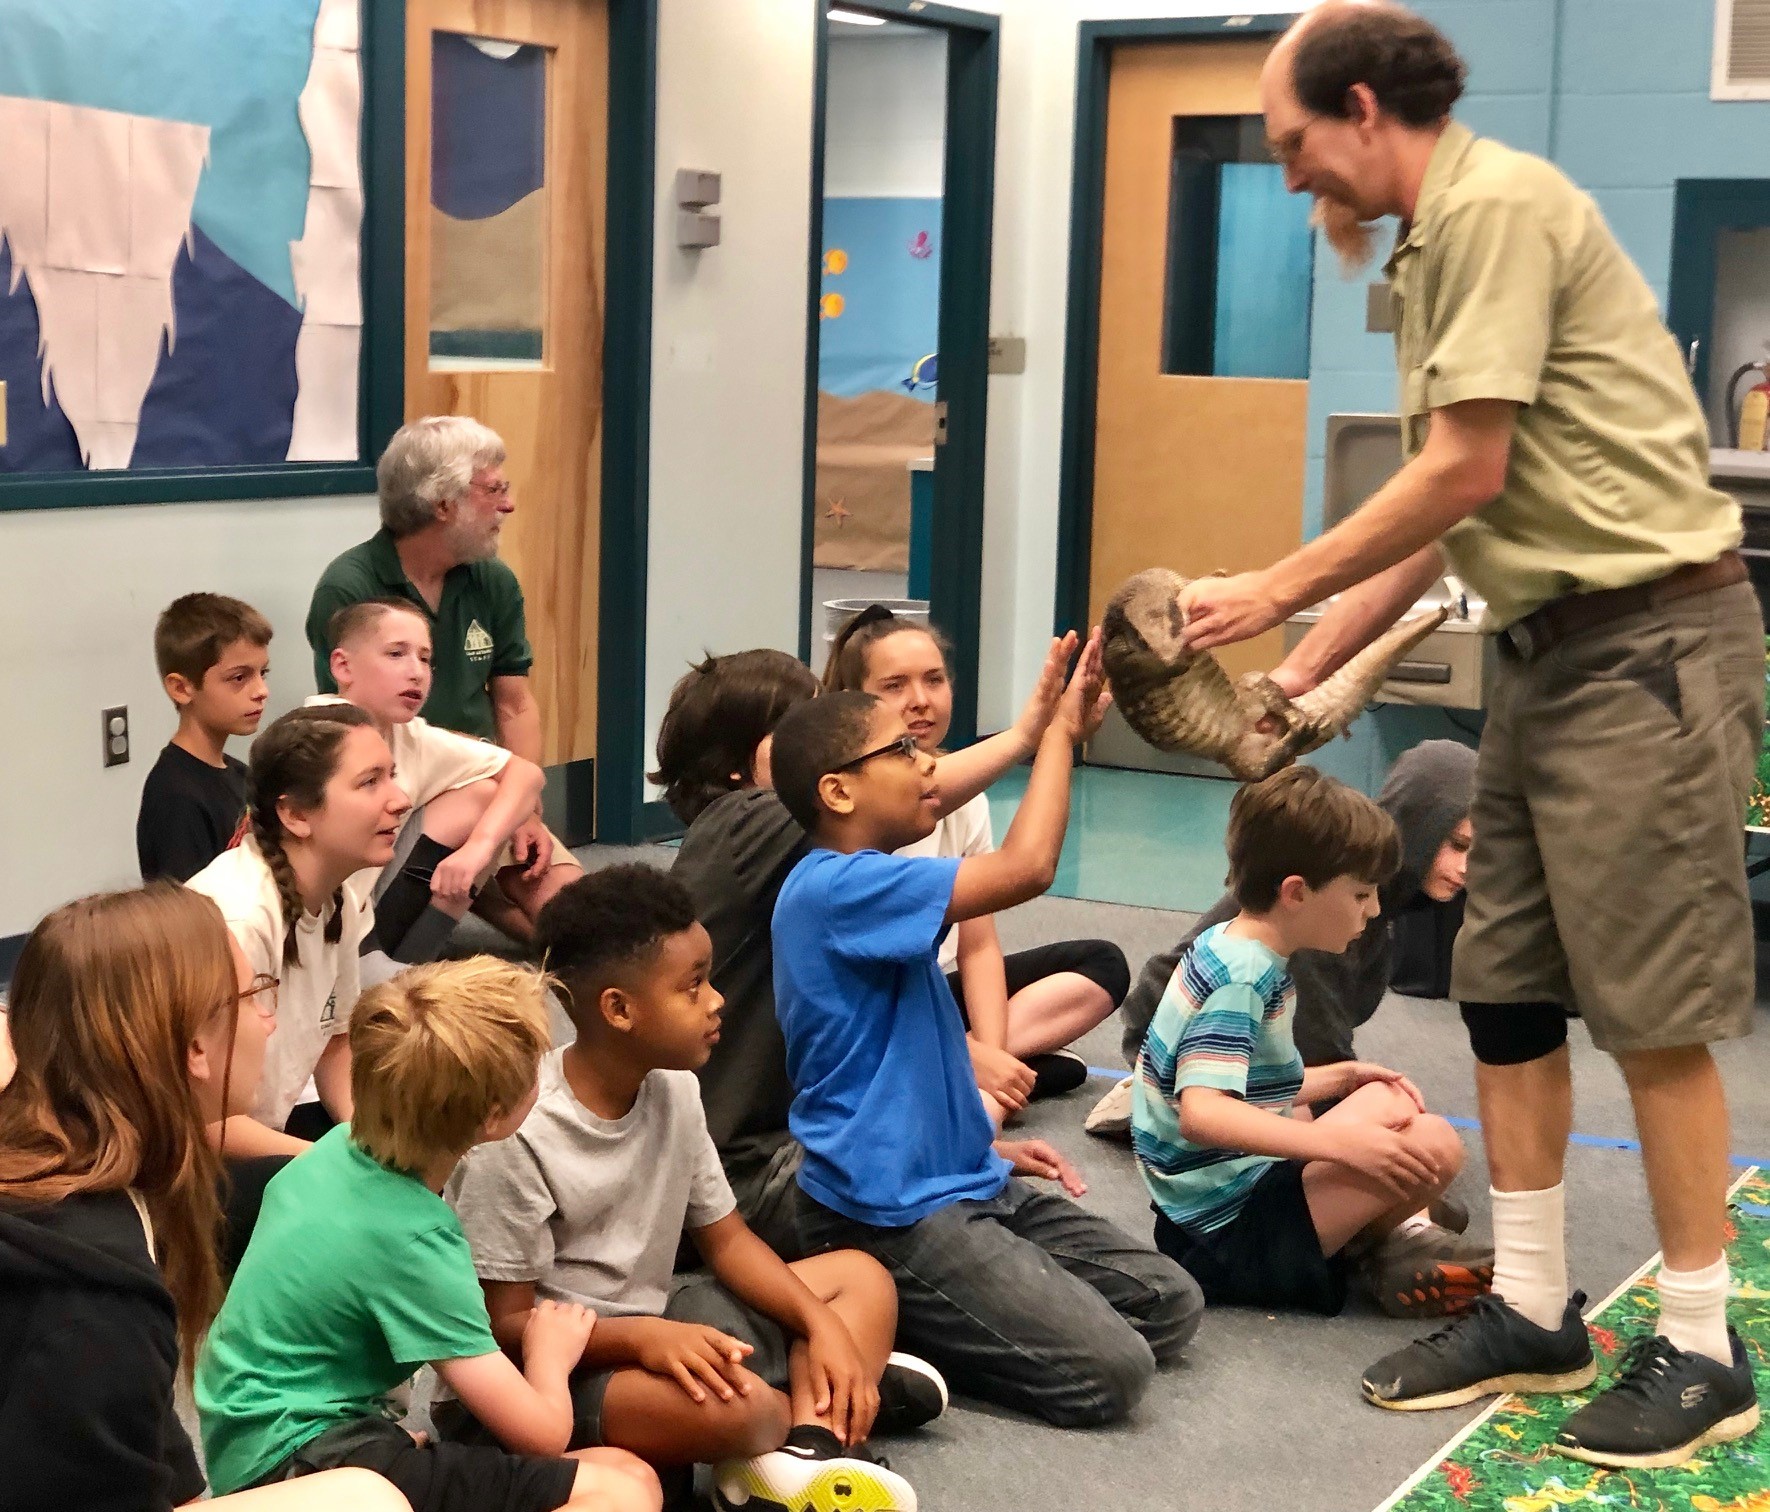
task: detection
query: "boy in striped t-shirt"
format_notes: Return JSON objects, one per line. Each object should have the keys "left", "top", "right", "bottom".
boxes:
{"left": 1133, "top": 766, "right": 1490, "bottom": 1318}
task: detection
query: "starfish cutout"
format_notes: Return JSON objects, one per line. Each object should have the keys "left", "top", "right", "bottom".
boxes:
{"left": 825, "top": 498, "right": 851, "bottom": 525}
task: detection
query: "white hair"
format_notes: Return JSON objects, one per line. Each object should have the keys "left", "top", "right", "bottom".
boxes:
{"left": 376, "top": 416, "right": 508, "bottom": 537}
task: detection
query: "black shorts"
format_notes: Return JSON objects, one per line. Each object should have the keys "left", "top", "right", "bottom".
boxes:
{"left": 944, "top": 938, "right": 1130, "bottom": 1029}
{"left": 434, "top": 1273, "right": 793, "bottom": 1450}
{"left": 266, "top": 1417, "right": 578, "bottom": 1512}
{"left": 1152, "top": 1159, "right": 1347, "bottom": 1317}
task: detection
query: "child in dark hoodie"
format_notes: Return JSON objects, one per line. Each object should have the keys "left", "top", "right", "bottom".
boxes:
{"left": 0, "top": 884, "right": 409, "bottom": 1512}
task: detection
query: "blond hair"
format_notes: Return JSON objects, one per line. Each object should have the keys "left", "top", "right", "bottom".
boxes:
{"left": 349, "top": 957, "right": 553, "bottom": 1173}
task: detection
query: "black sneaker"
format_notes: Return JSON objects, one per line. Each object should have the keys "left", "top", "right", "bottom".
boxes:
{"left": 1555, "top": 1329, "right": 1760, "bottom": 1469}
{"left": 1026, "top": 1050, "right": 1089, "bottom": 1100}
{"left": 1362, "top": 1292, "right": 1597, "bottom": 1411}
{"left": 874, "top": 1351, "right": 948, "bottom": 1435}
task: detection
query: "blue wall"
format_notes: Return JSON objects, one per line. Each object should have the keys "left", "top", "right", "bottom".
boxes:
{"left": 819, "top": 197, "right": 943, "bottom": 399}
{"left": 1302, "top": 0, "right": 1770, "bottom": 790}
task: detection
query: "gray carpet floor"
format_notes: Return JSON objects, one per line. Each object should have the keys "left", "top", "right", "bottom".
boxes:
{"left": 178, "top": 844, "right": 1770, "bottom": 1511}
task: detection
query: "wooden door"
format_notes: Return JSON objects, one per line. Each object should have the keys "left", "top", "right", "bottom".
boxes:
{"left": 405, "top": 0, "right": 607, "bottom": 766}
{"left": 1088, "top": 38, "right": 1308, "bottom": 684}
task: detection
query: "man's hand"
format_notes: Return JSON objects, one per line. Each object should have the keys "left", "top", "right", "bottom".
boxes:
{"left": 631, "top": 1318, "right": 753, "bottom": 1404}
{"left": 995, "top": 1137, "right": 1087, "bottom": 1197}
{"left": 506, "top": 814, "right": 552, "bottom": 882}
{"left": 521, "top": 1299, "right": 597, "bottom": 1380}
{"left": 1009, "top": 632, "right": 1079, "bottom": 755}
{"left": 803, "top": 1314, "right": 877, "bottom": 1446}
{"left": 971, "top": 1038, "right": 1035, "bottom": 1113}
{"left": 1178, "top": 571, "right": 1287, "bottom": 653}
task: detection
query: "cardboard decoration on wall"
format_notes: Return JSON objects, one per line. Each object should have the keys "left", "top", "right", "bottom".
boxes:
{"left": 0, "top": 0, "right": 366, "bottom": 475}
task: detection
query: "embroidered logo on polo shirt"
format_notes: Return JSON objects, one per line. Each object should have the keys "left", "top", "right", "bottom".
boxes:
{"left": 464, "top": 619, "right": 494, "bottom": 662}
{"left": 320, "top": 989, "right": 337, "bottom": 1027}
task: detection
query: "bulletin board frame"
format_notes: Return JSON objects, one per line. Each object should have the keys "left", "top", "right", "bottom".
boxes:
{"left": 0, "top": 0, "right": 405, "bottom": 513}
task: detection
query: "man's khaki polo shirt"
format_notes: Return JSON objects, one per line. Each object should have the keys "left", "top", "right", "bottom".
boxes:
{"left": 306, "top": 529, "right": 533, "bottom": 742}
{"left": 1386, "top": 121, "right": 1739, "bottom": 630}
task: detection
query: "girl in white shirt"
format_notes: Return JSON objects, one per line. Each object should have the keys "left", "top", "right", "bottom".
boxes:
{"left": 187, "top": 703, "right": 409, "bottom": 1157}
{"left": 824, "top": 606, "right": 1128, "bottom": 1124}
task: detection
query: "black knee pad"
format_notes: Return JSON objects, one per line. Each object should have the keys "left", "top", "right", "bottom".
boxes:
{"left": 1460, "top": 1000, "right": 1568, "bottom": 1066}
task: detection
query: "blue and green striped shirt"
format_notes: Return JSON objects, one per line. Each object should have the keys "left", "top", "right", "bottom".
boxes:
{"left": 1132, "top": 923, "right": 1302, "bottom": 1233}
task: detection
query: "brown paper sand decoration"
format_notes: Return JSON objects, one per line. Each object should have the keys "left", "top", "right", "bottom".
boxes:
{"left": 1102, "top": 567, "right": 1451, "bottom": 782}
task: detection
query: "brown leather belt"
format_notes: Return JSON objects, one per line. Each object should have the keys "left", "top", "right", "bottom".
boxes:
{"left": 1501, "top": 551, "right": 1748, "bottom": 662}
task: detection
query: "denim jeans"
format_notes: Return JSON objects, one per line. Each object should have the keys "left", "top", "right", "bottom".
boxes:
{"left": 797, "top": 1177, "right": 1203, "bottom": 1427}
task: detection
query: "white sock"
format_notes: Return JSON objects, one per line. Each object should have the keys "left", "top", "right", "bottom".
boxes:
{"left": 1490, "top": 1183, "right": 1568, "bottom": 1330}
{"left": 1656, "top": 1257, "right": 1732, "bottom": 1364}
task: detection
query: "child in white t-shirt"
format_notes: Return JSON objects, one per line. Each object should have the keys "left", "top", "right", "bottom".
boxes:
{"left": 187, "top": 702, "right": 410, "bottom": 1157}
{"left": 317, "top": 599, "right": 545, "bottom": 963}
{"left": 823, "top": 606, "right": 1128, "bottom": 1124}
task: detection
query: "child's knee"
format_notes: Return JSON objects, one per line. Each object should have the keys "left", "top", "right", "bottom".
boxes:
{"left": 1409, "top": 1113, "right": 1465, "bottom": 1180}
{"left": 699, "top": 1375, "right": 793, "bottom": 1459}
{"left": 569, "top": 1450, "right": 663, "bottom": 1512}
{"left": 1341, "top": 1079, "right": 1419, "bottom": 1123}
{"left": 421, "top": 780, "right": 497, "bottom": 849}
{"left": 321, "top": 1467, "right": 414, "bottom": 1511}
{"left": 814, "top": 1248, "right": 898, "bottom": 1326}
{"left": 1048, "top": 1326, "right": 1158, "bottom": 1427}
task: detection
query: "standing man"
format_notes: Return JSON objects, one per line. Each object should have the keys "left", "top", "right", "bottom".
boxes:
{"left": 1181, "top": 2, "right": 1762, "bottom": 1466}
{"left": 307, "top": 415, "right": 582, "bottom": 938}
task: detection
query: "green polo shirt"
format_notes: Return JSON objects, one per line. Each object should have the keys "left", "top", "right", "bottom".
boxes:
{"left": 306, "top": 529, "right": 533, "bottom": 741}
{"left": 1387, "top": 121, "right": 1740, "bottom": 630}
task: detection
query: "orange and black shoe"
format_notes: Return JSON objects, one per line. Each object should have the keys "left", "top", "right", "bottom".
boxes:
{"left": 1356, "top": 1221, "right": 1495, "bottom": 1320}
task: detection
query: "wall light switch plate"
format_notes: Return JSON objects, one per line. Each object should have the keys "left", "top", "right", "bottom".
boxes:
{"left": 677, "top": 209, "right": 721, "bottom": 249}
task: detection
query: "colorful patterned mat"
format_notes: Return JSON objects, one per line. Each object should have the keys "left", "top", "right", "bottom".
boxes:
{"left": 1381, "top": 1169, "right": 1770, "bottom": 1512}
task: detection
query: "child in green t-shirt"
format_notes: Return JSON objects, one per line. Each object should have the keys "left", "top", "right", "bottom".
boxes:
{"left": 196, "top": 958, "right": 662, "bottom": 1512}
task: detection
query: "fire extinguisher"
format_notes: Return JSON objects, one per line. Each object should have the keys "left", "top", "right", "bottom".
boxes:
{"left": 1730, "top": 358, "right": 1770, "bottom": 451}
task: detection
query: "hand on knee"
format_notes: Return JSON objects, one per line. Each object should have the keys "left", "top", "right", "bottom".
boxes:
{"left": 1406, "top": 1113, "right": 1466, "bottom": 1188}
{"left": 698, "top": 1376, "right": 793, "bottom": 1459}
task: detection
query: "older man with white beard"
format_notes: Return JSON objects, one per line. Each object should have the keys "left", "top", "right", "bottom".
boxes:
{"left": 1179, "top": 1, "right": 1761, "bottom": 1468}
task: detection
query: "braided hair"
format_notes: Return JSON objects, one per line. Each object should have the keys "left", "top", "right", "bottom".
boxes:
{"left": 247, "top": 703, "right": 376, "bottom": 966}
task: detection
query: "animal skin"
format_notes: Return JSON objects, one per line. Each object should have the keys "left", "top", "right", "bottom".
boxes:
{"left": 1102, "top": 567, "right": 1451, "bottom": 781}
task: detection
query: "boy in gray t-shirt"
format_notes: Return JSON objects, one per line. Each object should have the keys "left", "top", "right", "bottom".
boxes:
{"left": 444, "top": 866, "right": 944, "bottom": 1510}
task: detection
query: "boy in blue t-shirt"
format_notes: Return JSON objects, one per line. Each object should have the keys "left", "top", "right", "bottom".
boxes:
{"left": 767, "top": 633, "right": 1203, "bottom": 1429}
{"left": 1134, "top": 765, "right": 1490, "bottom": 1320}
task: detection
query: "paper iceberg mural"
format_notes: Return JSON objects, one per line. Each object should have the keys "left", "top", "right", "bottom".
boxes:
{"left": 0, "top": 0, "right": 364, "bottom": 475}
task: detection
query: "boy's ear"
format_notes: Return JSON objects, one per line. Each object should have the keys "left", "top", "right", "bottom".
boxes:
{"left": 165, "top": 671, "right": 197, "bottom": 709}
{"left": 329, "top": 645, "right": 352, "bottom": 687}
{"left": 1276, "top": 874, "right": 1309, "bottom": 908}
{"left": 817, "top": 770, "right": 857, "bottom": 819}
{"left": 599, "top": 984, "right": 635, "bottom": 1034}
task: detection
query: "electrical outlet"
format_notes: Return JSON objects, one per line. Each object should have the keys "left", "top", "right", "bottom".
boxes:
{"left": 102, "top": 705, "right": 130, "bottom": 768}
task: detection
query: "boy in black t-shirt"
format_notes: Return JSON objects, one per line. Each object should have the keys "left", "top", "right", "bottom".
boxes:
{"left": 136, "top": 592, "right": 273, "bottom": 881}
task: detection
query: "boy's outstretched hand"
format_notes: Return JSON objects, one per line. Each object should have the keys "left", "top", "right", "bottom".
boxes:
{"left": 804, "top": 1313, "right": 878, "bottom": 1447}
{"left": 1054, "top": 627, "right": 1112, "bottom": 745}
{"left": 995, "top": 1137, "right": 1087, "bottom": 1198}
{"left": 1009, "top": 631, "right": 1079, "bottom": 755}
{"left": 1335, "top": 1061, "right": 1427, "bottom": 1114}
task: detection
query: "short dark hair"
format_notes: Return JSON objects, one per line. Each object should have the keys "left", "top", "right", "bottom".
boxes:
{"left": 1289, "top": 3, "right": 1466, "bottom": 128}
{"left": 1225, "top": 765, "right": 1400, "bottom": 912}
{"left": 154, "top": 593, "right": 273, "bottom": 683}
{"left": 535, "top": 864, "right": 701, "bottom": 1032}
{"left": 651, "top": 650, "right": 821, "bottom": 824}
{"left": 769, "top": 691, "right": 879, "bottom": 834}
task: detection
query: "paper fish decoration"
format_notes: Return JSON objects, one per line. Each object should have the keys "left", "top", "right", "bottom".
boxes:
{"left": 909, "top": 231, "right": 933, "bottom": 259}
{"left": 902, "top": 353, "right": 938, "bottom": 394}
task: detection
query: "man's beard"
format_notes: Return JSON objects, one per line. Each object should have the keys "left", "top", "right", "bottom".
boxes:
{"left": 1312, "top": 195, "right": 1380, "bottom": 275}
{"left": 446, "top": 519, "right": 499, "bottom": 562}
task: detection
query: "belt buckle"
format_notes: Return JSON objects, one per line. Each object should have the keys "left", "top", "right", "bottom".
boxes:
{"left": 1504, "top": 619, "right": 1539, "bottom": 661}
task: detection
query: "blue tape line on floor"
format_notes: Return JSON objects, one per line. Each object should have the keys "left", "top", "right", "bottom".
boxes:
{"left": 1085, "top": 1067, "right": 1767, "bottom": 1169}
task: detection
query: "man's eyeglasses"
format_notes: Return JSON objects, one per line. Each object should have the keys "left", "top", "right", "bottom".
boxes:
{"left": 1265, "top": 119, "right": 1317, "bottom": 167}
{"left": 831, "top": 733, "right": 920, "bottom": 773}
{"left": 472, "top": 479, "right": 513, "bottom": 500}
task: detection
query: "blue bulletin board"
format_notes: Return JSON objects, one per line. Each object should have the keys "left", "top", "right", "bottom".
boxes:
{"left": 0, "top": 0, "right": 401, "bottom": 508}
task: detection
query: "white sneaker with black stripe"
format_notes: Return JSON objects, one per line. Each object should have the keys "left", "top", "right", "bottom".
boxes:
{"left": 714, "top": 1424, "right": 917, "bottom": 1512}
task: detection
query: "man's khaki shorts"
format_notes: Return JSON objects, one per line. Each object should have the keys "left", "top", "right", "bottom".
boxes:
{"left": 494, "top": 825, "right": 578, "bottom": 876}
{"left": 1451, "top": 579, "right": 1764, "bottom": 1053}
